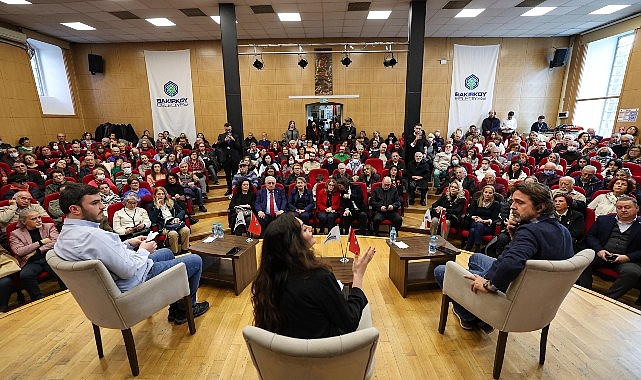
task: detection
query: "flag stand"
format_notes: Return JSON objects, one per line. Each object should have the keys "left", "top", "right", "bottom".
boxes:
{"left": 340, "top": 227, "right": 351, "bottom": 263}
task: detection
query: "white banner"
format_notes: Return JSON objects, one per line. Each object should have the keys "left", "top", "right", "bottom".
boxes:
{"left": 447, "top": 44, "right": 500, "bottom": 137}
{"left": 144, "top": 49, "right": 197, "bottom": 144}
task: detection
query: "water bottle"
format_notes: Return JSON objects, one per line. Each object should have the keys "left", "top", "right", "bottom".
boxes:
{"left": 211, "top": 222, "right": 218, "bottom": 238}
{"left": 429, "top": 235, "right": 438, "bottom": 255}
{"left": 218, "top": 223, "right": 225, "bottom": 239}
{"left": 389, "top": 227, "right": 397, "bottom": 244}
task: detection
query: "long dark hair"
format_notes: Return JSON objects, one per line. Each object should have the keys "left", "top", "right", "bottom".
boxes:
{"left": 251, "top": 213, "right": 328, "bottom": 332}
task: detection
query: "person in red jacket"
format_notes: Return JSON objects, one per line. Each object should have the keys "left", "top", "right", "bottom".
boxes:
{"left": 316, "top": 178, "right": 340, "bottom": 234}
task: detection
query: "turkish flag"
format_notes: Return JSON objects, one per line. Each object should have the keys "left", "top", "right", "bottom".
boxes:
{"left": 348, "top": 227, "right": 360, "bottom": 256}
{"left": 248, "top": 212, "right": 262, "bottom": 236}
{"left": 439, "top": 210, "right": 448, "bottom": 235}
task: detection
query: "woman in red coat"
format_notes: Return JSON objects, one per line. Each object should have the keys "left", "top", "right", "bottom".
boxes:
{"left": 316, "top": 178, "right": 341, "bottom": 234}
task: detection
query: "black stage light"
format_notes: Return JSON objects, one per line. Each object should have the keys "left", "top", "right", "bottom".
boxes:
{"left": 383, "top": 56, "right": 397, "bottom": 67}
{"left": 341, "top": 55, "right": 352, "bottom": 67}
{"left": 253, "top": 58, "right": 264, "bottom": 70}
{"left": 298, "top": 58, "right": 308, "bottom": 68}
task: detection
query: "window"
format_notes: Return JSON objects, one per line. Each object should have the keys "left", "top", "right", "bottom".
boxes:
{"left": 29, "top": 45, "right": 46, "bottom": 97}
{"left": 574, "top": 31, "right": 634, "bottom": 136}
{"left": 26, "top": 38, "right": 75, "bottom": 115}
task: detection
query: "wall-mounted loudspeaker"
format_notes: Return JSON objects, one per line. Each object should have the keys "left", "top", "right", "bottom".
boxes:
{"left": 88, "top": 54, "right": 104, "bottom": 75}
{"left": 549, "top": 48, "right": 568, "bottom": 68}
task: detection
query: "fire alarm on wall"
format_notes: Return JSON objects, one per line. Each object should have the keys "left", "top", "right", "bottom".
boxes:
{"left": 559, "top": 111, "right": 569, "bottom": 119}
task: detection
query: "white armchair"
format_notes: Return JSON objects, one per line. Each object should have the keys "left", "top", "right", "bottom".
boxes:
{"left": 46, "top": 250, "right": 196, "bottom": 376}
{"left": 438, "top": 249, "right": 594, "bottom": 379}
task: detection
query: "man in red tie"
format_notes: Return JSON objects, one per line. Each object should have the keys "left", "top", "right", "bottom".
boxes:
{"left": 255, "top": 176, "right": 287, "bottom": 236}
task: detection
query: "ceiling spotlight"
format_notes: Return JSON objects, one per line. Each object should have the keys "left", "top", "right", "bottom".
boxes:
{"left": 383, "top": 56, "right": 397, "bottom": 67}
{"left": 341, "top": 55, "right": 352, "bottom": 67}
{"left": 253, "top": 58, "right": 264, "bottom": 70}
{"left": 298, "top": 57, "right": 308, "bottom": 69}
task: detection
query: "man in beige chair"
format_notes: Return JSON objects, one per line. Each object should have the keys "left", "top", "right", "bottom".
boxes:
{"left": 54, "top": 183, "right": 209, "bottom": 325}
{"left": 434, "top": 182, "right": 574, "bottom": 331}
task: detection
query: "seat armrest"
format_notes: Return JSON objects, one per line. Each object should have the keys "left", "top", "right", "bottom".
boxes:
{"left": 115, "top": 262, "right": 190, "bottom": 326}
{"left": 442, "top": 261, "right": 512, "bottom": 329}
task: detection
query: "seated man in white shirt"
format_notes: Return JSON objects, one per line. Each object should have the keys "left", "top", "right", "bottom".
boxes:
{"left": 54, "top": 183, "right": 209, "bottom": 325}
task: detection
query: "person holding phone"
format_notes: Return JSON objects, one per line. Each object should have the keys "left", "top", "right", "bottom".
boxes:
{"left": 578, "top": 195, "right": 641, "bottom": 301}
{"left": 55, "top": 183, "right": 209, "bottom": 325}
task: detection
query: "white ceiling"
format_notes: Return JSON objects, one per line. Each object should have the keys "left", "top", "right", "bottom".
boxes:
{"left": 0, "top": 0, "right": 639, "bottom": 44}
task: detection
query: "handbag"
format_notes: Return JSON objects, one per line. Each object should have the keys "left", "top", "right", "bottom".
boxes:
{"left": 235, "top": 206, "right": 252, "bottom": 217}
{"left": 165, "top": 222, "right": 186, "bottom": 231}
{"left": 0, "top": 252, "right": 21, "bottom": 278}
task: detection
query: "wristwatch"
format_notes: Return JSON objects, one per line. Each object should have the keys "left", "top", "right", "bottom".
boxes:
{"left": 483, "top": 279, "right": 498, "bottom": 293}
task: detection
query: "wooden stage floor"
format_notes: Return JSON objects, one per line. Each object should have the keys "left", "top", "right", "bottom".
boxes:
{"left": 1, "top": 236, "right": 640, "bottom": 379}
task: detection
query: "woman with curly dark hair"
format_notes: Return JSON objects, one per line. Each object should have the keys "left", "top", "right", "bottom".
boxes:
{"left": 251, "top": 213, "right": 375, "bottom": 338}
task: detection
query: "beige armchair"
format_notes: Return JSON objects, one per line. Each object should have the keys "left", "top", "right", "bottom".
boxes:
{"left": 438, "top": 249, "right": 594, "bottom": 379}
{"left": 243, "top": 315, "right": 379, "bottom": 380}
{"left": 46, "top": 250, "right": 196, "bottom": 376}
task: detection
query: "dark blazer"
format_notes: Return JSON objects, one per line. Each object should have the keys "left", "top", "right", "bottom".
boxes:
{"left": 148, "top": 201, "right": 186, "bottom": 230}
{"left": 370, "top": 185, "right": 401, "bottom": 212}
{"left": 216, "top": 132, "right": 243, "bottom": 162}
{"left": 586, "top": 215, "right": 641, "bottom": 262}
{"left": 287, "top": 187, "right": 314, "bottom": 213}
{"left": 255, "top": 187, "right": 288, "bottom": 214}
{"left": 339, "top": 184, "right": 366, "bottom": 212}
{"left": 431, "top": 194, "right": 465, "bottom": 226}
{"left": 556, "top": 209, "right": 585, "bottom": 250}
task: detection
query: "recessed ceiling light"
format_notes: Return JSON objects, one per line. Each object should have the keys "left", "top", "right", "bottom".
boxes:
{"left": 367, "top": 10, "right": 392, "bottom": 20}
{"left": 454, "top": 9, "right": 485, "bottom": 18}
{"left": 146, "top": 18, "right": 175, "bottom": 27}
{"left": 590, "top": 5, "right": 630, "bottom": 15}
{"left": 210, "top": 16, "right": 237, "bottom": 24}
{"left": 61, "top": 22, "right": 95, "bottom": 31}
{"left": 0, "top": 0, "right": 31, "bottom": 4}
{"left": 278, "top": 13, "right": 301, "bottom": 22}
{"left": 521, "top": 7, "right": 556, "bottom": 16}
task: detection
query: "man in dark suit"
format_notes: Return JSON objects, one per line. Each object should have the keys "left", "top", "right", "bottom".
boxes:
{"left": 369, "top": 176, "right": 402, "bottom": 236}
{"left": 336, "top": 178, "right": 368, "bottom": 235}
{"left": 481, "top": 110, "right": 500, "bottom": 138}
{"left": 407, "top": 151, "right": 430, "bottom": 206}
{"left": 405, "top": 123, "right": 427, "bottom": 157}
{"left": 530, "top": 115, "right": 548, "bottom": 132}
{"left": 254, "top": 176, "right": 288, "bottom": 236}
{"left": 441, "top": 166, "right": 477, "bottom": 196}
{"left": 217, "top": 122, "right": 243, "bottom": 195}
{"left": 578, "top": 195, "right": 641, "bottom": 302}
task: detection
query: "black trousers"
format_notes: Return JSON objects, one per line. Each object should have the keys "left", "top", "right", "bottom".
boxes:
{"left": 340, "top": 210, "right": 368, "bottom": 234}
{"left": 372, "top": 211, "right": 402, "bottom": 234}
{"left": 223, "top": 159, "right": 239, "bottom": 192}
{"left": 577, "top": 257, "right": 641, "bottom": 300}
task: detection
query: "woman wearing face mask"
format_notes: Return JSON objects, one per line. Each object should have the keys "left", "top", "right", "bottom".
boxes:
{"left": 593, "top": 146, "right": 614, "bottom": 167}
{"left": 345, "top": 152, "right": 363, "bottom": 174}
{"left": 88, "top": 167, "right": 117, "bottom": 193}
{"left": 474, "top": 158, "right": 495, "bottom": 183}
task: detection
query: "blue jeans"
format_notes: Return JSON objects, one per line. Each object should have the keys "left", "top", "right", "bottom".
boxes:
{"left": 467, "top": 221, "right": 492, "bottom": 248}
{"left": 145, "top": 248, "right": 202, "bottom": 306}
{"left": 434, "top": 253, "right": 496, "bottom": 323}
